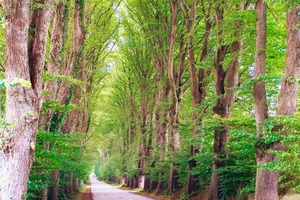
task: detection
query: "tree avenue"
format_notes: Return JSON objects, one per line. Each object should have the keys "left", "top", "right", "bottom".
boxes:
{"left": 0, "top": 0, "right": 299, "bottom": 200}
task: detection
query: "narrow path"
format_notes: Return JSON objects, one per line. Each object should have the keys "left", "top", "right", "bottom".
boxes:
{"left": 80, "top": 181, "right": 92, "bottom": 200}
{"left": 90, "top": 176, "right": 155, "bottom": 200}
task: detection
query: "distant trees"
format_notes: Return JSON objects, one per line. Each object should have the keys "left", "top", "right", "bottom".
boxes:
{"left": 95, "top": 0, "right": 300, "bottom": 200}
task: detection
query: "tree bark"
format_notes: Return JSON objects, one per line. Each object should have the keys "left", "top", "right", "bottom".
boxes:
{"left": 156, "top": 82, "right": 170, "bottom": 191}
{"left": 39, "top": 2, "right": 65, "bottom": 129}
{"left": 277, "top": 5, "right": 300, "bottom": 116}
{"left": 150, "top": 34, "right": 170, "bottom": 191}
{"left": 29, "top": 0, "right": 53, "bottom": 109}
{"left": 38, "top": 3, "right": 69, "bottom": 199}
{"left": 48, "top": 170, "right": 60, "bottom": 200}
{"left": 182, "top": 0, "right": 212, "bottom": 193}
{"left": 254, "top": 4, "right": 300, "bottom": 200}
{"left": 167, "top": 0, "right": 189, "bottom": 193}
{"left": 138, "top": 83, "right": 151, "bottom": 190}
{"left": 208, "top": 5, "right": 241, "bottom": 199}
{"left": 61, "top": 0, "right": 86, "bottom": 134}
{"left": 0, "top": 0, "right": 51, "bottom": 198}
{"left": 253, "top": 1, "right": 279, "bottom": 200}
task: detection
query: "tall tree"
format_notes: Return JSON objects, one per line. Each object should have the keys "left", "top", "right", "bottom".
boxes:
{"left": 209, "top": 3, "right": 246, "bottom": 199}
{"left": 0, "top": 0, "right": 52, "bottom": 198}
{"left": 277, "top": 5, "right": 300, "bottom": 116}
{"left": 254, "top": 3, "right": 300, "bottom": 200}
{"left": 61, "top": 0, "right": 86, "bottom": 134}
{"left": 181, "top": 0, "right": 212, "bottom": 194}
{"left": 39, "top": 2, "right": 66, "bottom": 129}
{"left": 39, "top": 3, "right": 67, "bottom": 199}
{"left": 167, "top": 0, "right": 188, "bottom": 193}
{"left": 252, "top": 0, "right": 276, "bottom": 199}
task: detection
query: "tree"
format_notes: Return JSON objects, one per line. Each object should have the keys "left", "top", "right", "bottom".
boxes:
{"left": 252, "top": 0, "right": 278, "bottom": 199}
{"left": 0, "top": 0, "right": 52, "bottom": 198}
{"left": 181, "top": 0, "right": 212, "bottom": 194}
{"left": 254, "top": 2, "right": 300, "bottom": 200}
{"left": 208, "top": 2, "right": 247, "bottom": 199}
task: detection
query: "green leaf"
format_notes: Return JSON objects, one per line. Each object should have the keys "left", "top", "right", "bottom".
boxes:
{"left": 15, "top": 78, "right": 32, "bottom": 88}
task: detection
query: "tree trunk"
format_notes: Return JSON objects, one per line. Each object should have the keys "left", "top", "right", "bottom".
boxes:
{"left": 48, "top": 170, "right": 60, "bottom": 200}
{"left": 0, "top": 0, "right": 51, "bottom": 198}
{"left": 208, "top": 5, "right": 240, "bottom": 198}
{"left": 168, "top": 96, "right": 180, "bottom": 193}
{"left": 209, "top": 43, "right": 240, "bottom": 200}
{"left": 183, "top": 0, "right": 211, "bottom": 191}
{"left": 72, "top": 175, "right": 79, "bottom": 194}
{"left": 43, "top": 186, "right": 48, "bottom": 200}
{"left": 61, "top": 0, "right": 86, "bottom": 134}
{"left": 138, "top": 84, "right": 150, "bottom": 190}
{"left": 29, "top": 0, "right": 53, "bottom": 109}
{"left": 151, "top": 50, "right": 170, "bottom": 191}
{"left": 255, "top": 5, "right": 300, "bottom": 200}
{"left": 167, "top": 0, "right": 189, "bottom": 193}
{"left": 277, "top": 5, "right": 300, "bottom": 116}
{"left": 208, "top": 12, "right": 228, "bottom": 198}
{"left": 37, "top": 3, "right": 69, "bottom": 199}
{"left": 253, "top": 1, "right": 278, "bottom": 200}
{"left": 39, "top": 2, "right": 65, "bottom": 129}
{"left": 156, "top": 87, "right": 169, "bottom": 191}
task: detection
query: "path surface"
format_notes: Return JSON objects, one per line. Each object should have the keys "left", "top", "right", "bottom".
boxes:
{"left": 90, "top": 176, "right": 155, "bottom": 200}
{"left": 80, "top": 181, "right": 92, "bottom": 200}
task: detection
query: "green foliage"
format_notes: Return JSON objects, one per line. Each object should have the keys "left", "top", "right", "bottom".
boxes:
{"left": 0, "top": 78, "right": 31, "bottom": 88}
{"left": 33, "top": 3, "right": 51, "bottom": 9}
{"left": 27, "top": 131, "right": 93, "bottom": 199}
{"left": 43, "top": 72, "right": 83, "bottom": 86}
{"left": 218, "top": 129, "right": 256, "bottom": 199}
{"left": 260, "top": 115, "right": 300, "bottom": 193}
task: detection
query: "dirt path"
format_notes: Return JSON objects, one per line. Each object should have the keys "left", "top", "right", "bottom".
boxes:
{"left": 89, "top": 177, "right": 155, "bottom": 200}
{"left": 80, "top": 181, "right": 92, "bottom": 200}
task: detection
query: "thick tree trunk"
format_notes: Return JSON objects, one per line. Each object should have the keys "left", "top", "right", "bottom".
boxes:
{"left": 0, "top": 0, "right": 51, "bottom": 199}
{"left": 209, "top": 125, "right": 229, "bottom": 200}
{"left": 138, "top": 85, "right": 150, "bottom": 190}
{"left": 61, "top": 0, "right": 86, "bottom": 134}
{"left": 149, "top": 180, "right": 158, "bottom": 191}
{"left": 156, "top": 88, "right": 169, "bottom": 191}
{"left": 208, "top": 38, "right": 228, "bottom": 200}
{"left": 168, "top": 97, "right": 180, "bottom": 193}
{"left": 152, "top": 54, "right": 170, "bottom": 191}
{"left": 39, "top": 2, "right": 65, "bottom": 129}
{"left": 29, "top": 0, "right": 53, "bottom": 108}
{"left": 72, "top": 175, "right": 79, "bottom": 194}
{"left": 184, "top": 0, "right": 211, "bottom": 191}
{"left": 255, "top": 5, "right": 300, "bottom": 200}
{"left": 167, "top": 1, "right": 188, "bottom": 193}
{"left": 37, "top": 3, "right": 69, "bottom": 199}
{"left": 209, "top": 43, "right": 240, "bottom": 200}
{"left": 253, "top": 1, "right": 278, "bottom": 200}
{"left": 277, "top": 6, "right": 300, "bottom": 116}
{"left": 208, "top": 6, "right": 240, "bottom": 198}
